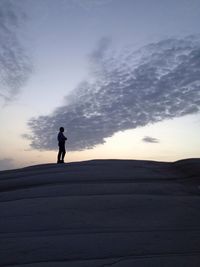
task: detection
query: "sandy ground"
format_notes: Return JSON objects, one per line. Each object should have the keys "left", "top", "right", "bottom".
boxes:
{"left": 0, "top": 158, "right": 200, "bottom": 266}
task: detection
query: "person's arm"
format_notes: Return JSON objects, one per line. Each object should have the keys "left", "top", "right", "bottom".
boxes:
{"left": 61, "top": 133, "right": 67, "bottom": 141}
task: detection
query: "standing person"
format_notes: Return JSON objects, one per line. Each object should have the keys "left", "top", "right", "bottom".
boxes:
{"left": 57, "top": 127, "right": 67, "bottom": 163}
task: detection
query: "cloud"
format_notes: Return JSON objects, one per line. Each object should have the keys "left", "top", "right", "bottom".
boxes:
{"left": 0, "top": 158, "right": 15, "bottom": 171}
{"left": 26, "top": 35, "right": 200, "bottom": 151}
{"left": 89, "top": 37, "right": 111, "bottom": 63}
{"left": 142, "top": 136, "right": 159, "bottom": 143}
{"left": 0, "top": 0, "right": 32, "bottom": 103}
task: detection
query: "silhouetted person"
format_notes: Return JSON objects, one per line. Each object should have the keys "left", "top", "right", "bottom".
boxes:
{"left": 57, "top": 127, "right": 67, "bottom": 163}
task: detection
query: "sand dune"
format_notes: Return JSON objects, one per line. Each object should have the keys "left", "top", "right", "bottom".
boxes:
{"left": 0, "top": 159, "right": 200, "bottom": 266}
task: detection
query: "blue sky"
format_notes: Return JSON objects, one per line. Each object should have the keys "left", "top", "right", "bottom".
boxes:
{"left": 0, "top": 0, "right": 200, "bottom": 170}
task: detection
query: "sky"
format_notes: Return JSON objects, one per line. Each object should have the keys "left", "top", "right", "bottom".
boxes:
{"left": 0, "top": 0, "right": 200, "bottom": 170}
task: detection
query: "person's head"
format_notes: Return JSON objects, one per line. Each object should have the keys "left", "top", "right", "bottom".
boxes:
{"left": 59, "top": 127, "right": 64, "bottom": 132}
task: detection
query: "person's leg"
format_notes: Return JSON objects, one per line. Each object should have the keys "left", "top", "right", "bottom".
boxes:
{"left": 61, "top": 148, "right": 66, "bottom": 163}
{"left": 57, "top": 147, "right": 62, "bottom": 163}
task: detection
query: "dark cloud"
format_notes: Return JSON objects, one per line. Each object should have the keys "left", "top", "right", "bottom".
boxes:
{"left": 0, "top": 0, "right": 32, "bottom": 102}
{"left": 26, "top": 35, "right": 200, "bottom": 151}
{"left": 142, "top": 136, "right": 159, "bottom": 144}
{"left": 0, "top": 158, "right": 15, "bottom": 171}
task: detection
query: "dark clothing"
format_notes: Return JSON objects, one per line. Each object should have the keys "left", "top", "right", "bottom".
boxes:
{"left": 57, "top": 132, "right": 67, "bottom": 146}
{"left": 57, "top": 146, "right": 66, "bottom": 163}
{"left": 57, "top": 132, "right": 67, "bottom": 163}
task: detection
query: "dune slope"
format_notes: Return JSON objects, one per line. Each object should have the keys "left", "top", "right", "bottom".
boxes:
{"left": 0, "top": 159, "right": 200, "bottom": 266}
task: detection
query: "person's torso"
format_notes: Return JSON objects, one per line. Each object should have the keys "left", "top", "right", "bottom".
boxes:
{"left": 58, "top": 132, "right": 66, "bottom": 145}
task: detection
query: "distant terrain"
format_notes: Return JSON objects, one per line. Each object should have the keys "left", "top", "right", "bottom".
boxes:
{"left": 0, "top": 158, "right": 200, "bottom": 266}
